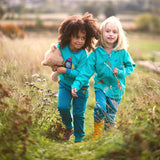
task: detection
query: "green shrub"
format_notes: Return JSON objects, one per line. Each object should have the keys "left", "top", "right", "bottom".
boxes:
{"left": 35, "top": 16, "right": 44, "bottom": 29}
{"left": 0, "top": 83, "right": 35, "bottom": 159}
{"left": 104, "top": 3, "right": 116, "bottom": 18}
{"left": 135, "top": 13, "right": 160, "bottom": 33}
{"left": 80, "top": 2, "right": 99, "bottom": 17}
{"left": 0, "top": 6, "right": 5, "bottom": 19}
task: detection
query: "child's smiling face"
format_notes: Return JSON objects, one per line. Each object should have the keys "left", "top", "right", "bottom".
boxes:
{"left": 69, "top": 30, "right": 86, "bottom": 52}
{"left": 103, "top": 23, "right": 119, "bottom": 47}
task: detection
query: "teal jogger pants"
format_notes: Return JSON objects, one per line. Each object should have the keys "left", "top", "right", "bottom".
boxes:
{"left": 57, "top": 81, "right": 88, "bottom": 138}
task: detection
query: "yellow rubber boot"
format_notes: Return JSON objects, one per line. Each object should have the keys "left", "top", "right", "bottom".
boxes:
{"left": 92, "top": 121, "right": 103, "bottom": 140}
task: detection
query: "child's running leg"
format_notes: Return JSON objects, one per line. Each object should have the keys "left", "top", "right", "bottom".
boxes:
{"left": 93, "top": 90, "right": 107, "bottom": 139}
{"left": 72, "top": 87, "right": 88, "bottom": 142}
{"left": 94, "top": 90, "right": 107, "bottom": 122}
{"left": 104, "top": 97, "right": 120, "bottom": 130}
{"left": 57, "top": 83, "right": 73, "bottom": 140}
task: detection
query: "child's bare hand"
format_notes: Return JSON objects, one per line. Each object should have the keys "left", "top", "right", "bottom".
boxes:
{"left": 72, "top": 88, "right": 78, "bottom": 98}
{"left": 52, "top": 65, "right": 58, "bottom": 72}
{"left": 113, "top": 68, "right": 118, "bottom": 76}
{"left": 57, "top": 67, "right": 66, "bottom": 74}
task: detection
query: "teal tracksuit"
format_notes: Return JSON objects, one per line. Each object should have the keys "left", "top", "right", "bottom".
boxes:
{"left": 72, "top": 46, "right": 136, "bottom": 125}
{"left": 57, "top": 44, "right": 89, "bottom": 142}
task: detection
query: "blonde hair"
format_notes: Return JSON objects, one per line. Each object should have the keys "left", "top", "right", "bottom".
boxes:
{"left": 97, "top": 16, "right": 128, "bottom": 51}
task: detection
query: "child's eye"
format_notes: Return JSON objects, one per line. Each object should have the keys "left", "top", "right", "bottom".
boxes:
{"left": 113, "top": 31, "right": 117, "bottom": 33}
{"left": 81, "top": 37, "right": 86, "bottom": 40}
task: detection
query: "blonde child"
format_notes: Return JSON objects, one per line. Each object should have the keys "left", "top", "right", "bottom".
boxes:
{"left": 54, "top": 13, "right": 100, "bottom": 142}
{"left": 71, "top": 16, "right": 136, "bottom": 139}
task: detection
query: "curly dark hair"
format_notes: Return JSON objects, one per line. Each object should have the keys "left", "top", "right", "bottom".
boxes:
{"left": 58, "top": 12, "right": 100, "bottom": 52}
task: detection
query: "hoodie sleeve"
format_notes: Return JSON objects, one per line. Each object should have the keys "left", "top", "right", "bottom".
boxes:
{"left": 117, "top": 50, "right": 136, "bottom": 78}
{"left": 71, "top": 51, "right": 96, "bottom": 91}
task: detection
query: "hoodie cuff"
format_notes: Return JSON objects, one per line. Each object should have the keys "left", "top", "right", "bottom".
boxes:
{"left": 66, "top": 68, "right": 71, "bottom": 75}
{"left": 117, "top": 69, "right": 125, "bottom": 78}
{"left": 71, "top": 81, "right": 81, "bottom": 92}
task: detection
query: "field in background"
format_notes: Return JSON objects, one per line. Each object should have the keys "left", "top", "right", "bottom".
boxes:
{"left": 0, "top": 13, "right": 137, "bottom": 31}
{"left": 0, "top": 30, "right": 160, "bottom": 159}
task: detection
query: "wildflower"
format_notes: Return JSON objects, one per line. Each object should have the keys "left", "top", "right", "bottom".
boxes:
{"left": 46, "top": 89, "right": 52, "bottom": 93}
{"left": 30, "top": 82, "right": 35, "bottom": 86}
{"left": 43, "top": 98, "right": 48, "bottom": 101}
{"left": 40, "top": 89, "right": 44, "bottom": 92}
{"left": 35, "top": 86, "right": 40, "bottom": 90}
{"left": 24, "top": 82, "right": 29, "bottom": 86}
{"left": 38, "top": 89, "right": 44, "bottom": 95}
{"left": 37, "top": 78, "right": 41, "bottom": 82}
{"left": 32, "top": 73, "right": 40, "bottom": 78}
{"left": 53, "top": 92, "right": 58, "bottom": 97}
{"left": 24, "top": 75, "right": 28, "bottom": 79}
{"left": 43, "top": 98, "right": 51, "bottom": 103}
{"left": 42, "top": 79, "right": 46, "bottom": 82}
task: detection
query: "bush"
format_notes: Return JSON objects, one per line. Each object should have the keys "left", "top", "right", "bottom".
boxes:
{"left": 80, "top": 2, "right": 99, "bottom": 18}
{"left": 0, "top": 83, "right": 35, "bottom": 159}
{"left": 104, "top": 3, "right": 116, "bottom": 18}
{"left": 0, "top": 24, "right": 25, "bottom": 39}
{"left": 0, "top": 6, "right": 5, "bottom": 19}
{"left": 35, "top": 16, "right": 44, "bottom": 29}
{"left": 135, "top": 13, "right": 160, "bottom": 33}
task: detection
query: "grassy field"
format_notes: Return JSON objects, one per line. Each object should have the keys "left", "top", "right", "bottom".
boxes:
{"left": 0, "top": 32, "right": 160, "bottom": 160}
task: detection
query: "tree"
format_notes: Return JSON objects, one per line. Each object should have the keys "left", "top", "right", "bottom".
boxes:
{"left": 150, "top": 0, "right": 160, "bottom": 15}
{"left": 80, "top": 2, "right": 99, "bottom": 18}
{"left": 0, "top": 6, "right": 5, "bottom": 19}
{"left": 104, "top": 2, "right": 116, "bottom": 18}
{"left": 135, "top": 13, "right": 160, "bottom": 33}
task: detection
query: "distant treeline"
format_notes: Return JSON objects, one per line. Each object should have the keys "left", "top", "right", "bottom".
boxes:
{"left": 0, "top": 0, "right": 160, "bottom": 19}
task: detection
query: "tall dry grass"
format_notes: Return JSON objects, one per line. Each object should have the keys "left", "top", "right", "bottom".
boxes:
{"left": 0, "top": 32, "right": 58, "bottom": 87}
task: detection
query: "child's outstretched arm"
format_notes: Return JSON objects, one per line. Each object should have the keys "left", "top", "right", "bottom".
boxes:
{"left": 71, "top": 51, "right": 96, "bottom": 97}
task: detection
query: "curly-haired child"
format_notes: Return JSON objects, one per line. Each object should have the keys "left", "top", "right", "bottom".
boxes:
{"left": 53, "top": 12, "right": 100, "bottom": 143}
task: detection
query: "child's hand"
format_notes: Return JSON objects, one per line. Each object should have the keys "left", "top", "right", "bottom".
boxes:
{"left": 52, "top": 65, "right": 58, "bottom": 72}
{"left": 72, "top": 88, "right": 78, "bottom": 98}
{"left": 113, "top": 68, "right": 118, "bottom": 76}
{"left": 57, "top": 67, "right": 66, "bottom": 74}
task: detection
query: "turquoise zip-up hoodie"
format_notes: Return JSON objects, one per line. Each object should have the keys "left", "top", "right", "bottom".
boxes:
{"left": 72, "top": 46, "right": 136, "bottom": 99}
{"left": 57, "top": 44, "right": 88, "bottom": 87}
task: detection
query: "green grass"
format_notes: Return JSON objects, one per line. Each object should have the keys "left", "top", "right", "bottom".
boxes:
{"left": 128, "top": 33, "right": 160, "bottom": 61}
{"left": 0, "top": 32, "right": 160, "bottom": 160}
